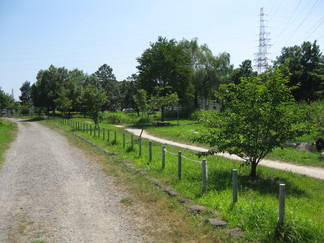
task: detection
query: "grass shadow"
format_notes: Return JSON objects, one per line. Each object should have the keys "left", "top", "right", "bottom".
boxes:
{"left": 207, "top": 170, "right": 307, "bottom": 197}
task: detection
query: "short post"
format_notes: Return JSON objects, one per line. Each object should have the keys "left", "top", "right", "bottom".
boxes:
{"left": 123, "top": 133, "right": 126, "bottom": 148}
{"left": 94, "top": 127, "right": 96, "bottom": 137}
{"left": 138, "top": 138, "right": 142, "bottom": 157}
{"left": 103, "top": 128, "right": 105, "bottom": 140}
{"left": 202, "top": 159, "right": 207, "bottom": 192}
{"left": 107, "top": 130, "right": 110, "bottom": 142}
{"left": 148, "top": 141, "right": 152, "bottom": 163}
{"left": 98, "top": 127, "right": 101, "bottom": 138}
{"left": 131, "top": 135, "right": 134, "bottom": 150}
{"left": 278, "top": 184, "right": 286, "bottom": 225}
{"left": 162, "top": 146, "right": 166, "bottom": 169}
{"left": 90, "top": 125, "right": 92, "bottom": 136}
{"left": 232, "top": 169, "right": 238, "bottom": 203}
{"left": 114, "top": 131, "right": 117, "bottom": 143}
{"left": 178, "top": 151, "right": 182, "bottom": 180}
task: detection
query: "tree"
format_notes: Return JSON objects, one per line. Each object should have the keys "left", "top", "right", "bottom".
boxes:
{"left": 196, "top": 68, "right": 309, "bottom": 177}
{"left": 275, "top": 41, "right": 324, "bottom": 101}
{"left": 118, "top": 74, "right": 138, "bottom": 111}
{"left": 94, "top": 64, "right": 119, "bottom": 111}
{"left": 0, "top": 88, "right": 10, "bottom": 112}
{"left": 137, "top": 37, "right": 193, "bottom": 107}
{"left": 133, "top": 89, "right": 149, "bottom": 118}
{"left": 31, "top": 65, "right": 69, "bottom": 114}
{"left": 150, "top": 86, "right": 179, "bottom": 121}
{"left": 19, "top": 81, "right": 32, "bottom": 114}
{"left": 231, "top": 59, "right": 257, "bottom": 84}
{"left": 19, "top": 81, "right": 32, "bottom": 105}
{"left": 81, "top": 84, "right": 106, "bottom": 128}
{"left": 180, "top": 38, "right": 233, "bottom": 109}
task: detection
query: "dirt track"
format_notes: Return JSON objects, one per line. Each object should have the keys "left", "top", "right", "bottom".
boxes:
{"left": 0, "top": 120, "right": 144, "bottom": 242}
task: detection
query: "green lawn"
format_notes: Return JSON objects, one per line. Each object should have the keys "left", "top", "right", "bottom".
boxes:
{"left": 51, "top": 118, "right": 324, "bottom": 242}
{"left": 144, "top": 122, "right": 324, "bottom": 167}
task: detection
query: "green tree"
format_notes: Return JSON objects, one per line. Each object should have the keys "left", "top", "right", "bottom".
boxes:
{"left": 231, "top": 59, "right": 257, "bottom": 84}
{"left": 150, "top": 86, "right": 179, "bottom": 121}
{"left": 118, "top": 74, "right": 138, "bottom": 111}
{"left": 94, "top": 64, "right": 119, "bottom": 111}
{"left": 19, "top": 81, "right": 32, "bottom": 114}
{"left": 137, "top": 37, "right": 192, "bottom": 107}
{"left": 81, "top": 84, "right": 107, "bottom": 128}
{"left": 31, "top": 65, "right": 69, "bottom": 114}
{"left": 19, "top": 81, "right": 32, "bottom": 105}
{"left": 180, "top": 38, "right": 233, "bottom": 109}
{"left": 0, "top": 88, "right": 10, "bottom": 113}
{"left": 133, "top": 89, "right": 149, "bottom": 118}
{"left": 275, "top": 41, "right": 324, "bottom": 101}
{"left": 196, "top": 68, "right": 309, "bottom": 177}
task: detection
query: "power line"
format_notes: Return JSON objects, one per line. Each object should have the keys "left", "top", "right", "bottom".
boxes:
{"left": 284, "top": 0, "right": 321, "bottom": 45}
{"left": 277, "top": 0, "right": 303, "bottom": 37}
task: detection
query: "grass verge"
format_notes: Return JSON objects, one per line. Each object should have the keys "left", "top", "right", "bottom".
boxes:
{"left": 0, "top": 119, "right": 17, "bottom": 165}
{"left": 46, "top": 118, "right": 324, "bottom": 242}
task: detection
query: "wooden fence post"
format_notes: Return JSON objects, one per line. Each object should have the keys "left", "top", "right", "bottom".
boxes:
{"left": 138, "top": 138, "right": 142, "bottom": 157}
{"left": 202, "top": 159, "right": 207, "bottom": 192}
{"left": 148, "top": 141, "right": 152, "bottom": 163}
{"left": 131, "top": 135, "right": 134, "bottom": 150}
{"left": 107, "top": 130, "right": 110, "bottom": 142}
{"left": 98, "top": 127, "right": 101, "bottom": 138}
{"left": 123, "top": 133, "right": 126, "bottom": 148}
{"left": 232, "top": 169, "right": 238, "bottom": 203}
{"left": 162, "top": 146, "right": 166, "bottom": 169}
{"left": 90, "top": 125, "right": 92, "bottom": 136}
{"left": 178, "top": 151, "right": 182, "bottom": 180}
{"left": 278, "top": 184, "right": 286, "bottom": 225}
{"left": 114, "top": 131, "right": 117, "bottom": 143}
{"left": 103, "top": 128, "right": 105, "bottom": 140}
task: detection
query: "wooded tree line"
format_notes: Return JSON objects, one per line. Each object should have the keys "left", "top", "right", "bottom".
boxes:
{"left": 1, "top": 37, "right": 323, "bottom": 119}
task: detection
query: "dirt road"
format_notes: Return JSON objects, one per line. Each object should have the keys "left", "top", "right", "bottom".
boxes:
{"left": 0, "top": 120, "right": 144, "bottom": 242}
{"left": 117, "top": 126, "right": 324, "bottom": 181}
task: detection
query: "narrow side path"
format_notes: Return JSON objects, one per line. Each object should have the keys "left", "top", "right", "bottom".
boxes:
{"left": 117, "top": 125, "right": 324, "bottom": 181}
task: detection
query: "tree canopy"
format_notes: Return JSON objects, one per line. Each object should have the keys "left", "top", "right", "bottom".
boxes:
{"left": 196, "top": 68, "right": 310, "bottom": 177}
{"left": 137, "top": 37, "right": 193, "bottom": 107}
{"left": 274, "top": 41, "right": 324, "bottom": 101}
{"left": 180, "top": 38, "right": 233, "bottom": 109}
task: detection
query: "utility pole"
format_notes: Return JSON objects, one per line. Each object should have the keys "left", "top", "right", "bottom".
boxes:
{"left": 255, "top": 7, "right": 271, "bottom": 73}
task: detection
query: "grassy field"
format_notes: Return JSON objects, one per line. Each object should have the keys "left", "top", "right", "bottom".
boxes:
{"left": 51, "top": 118, "right": 324, "bottom": 242}
{"left": 0, "top": 119, "right": 17, "bottom": 164}
{"left": 143, "top": 121, "right": 324, "bottom": 168}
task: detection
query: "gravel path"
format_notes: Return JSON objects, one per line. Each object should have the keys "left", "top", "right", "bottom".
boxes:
{"left": 117, "top": 125, "right": 324, "bottom": 180}
{"left": 0, "top": 120, "right": 145, "bottom": 243}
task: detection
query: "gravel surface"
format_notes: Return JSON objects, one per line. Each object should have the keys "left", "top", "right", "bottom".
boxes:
{"left": 0, "top": 119, "right": 145, "bottom": 242}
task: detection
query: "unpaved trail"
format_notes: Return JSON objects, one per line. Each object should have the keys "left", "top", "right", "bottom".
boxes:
{"left": 0, "top": 120, "right": 145, "bottom": 242}
{"left": 117, "top": 125, "right": 324, "bottom": 181}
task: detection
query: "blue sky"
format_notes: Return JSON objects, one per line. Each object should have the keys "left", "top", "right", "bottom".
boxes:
{"left": 1, "top": 0, "right": 323, "bottom": 99}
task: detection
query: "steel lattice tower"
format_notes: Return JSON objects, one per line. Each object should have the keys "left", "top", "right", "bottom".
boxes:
{"left": 255, "top": 7, "right": 271, "bottom": 73}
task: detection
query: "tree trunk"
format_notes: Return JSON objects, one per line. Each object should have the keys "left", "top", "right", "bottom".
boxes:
{"left": 249, "top": 161, "right": 257, "bottom": 177}
{"left": 161, "top": 106, "right": 165, "bottom": 122}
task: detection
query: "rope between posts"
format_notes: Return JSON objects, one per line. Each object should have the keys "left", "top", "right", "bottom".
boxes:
{"left": 164, "top": 148, "right": 178, "bottom": 156}
{"left": 181, "top": 155, "right": 202, "bottom": 164}
{"left": 164, "top": 148, "right": 202, "bottom": 164}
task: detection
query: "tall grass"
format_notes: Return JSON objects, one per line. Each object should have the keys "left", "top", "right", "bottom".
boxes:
{"left": 0, "top": 119, "right": 16, "bottom": 164}
{"left": 53, "top": 118, "right": 324, "bottom": 242}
